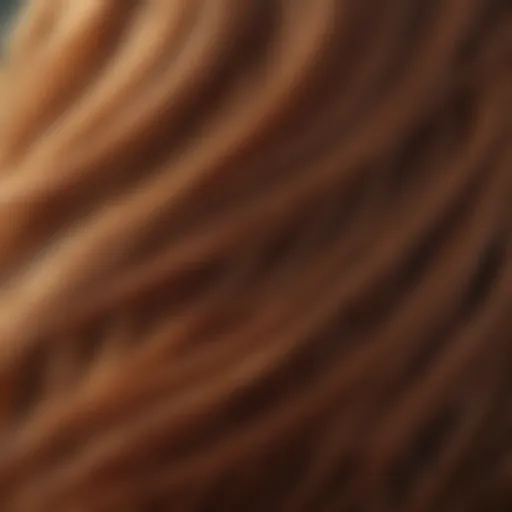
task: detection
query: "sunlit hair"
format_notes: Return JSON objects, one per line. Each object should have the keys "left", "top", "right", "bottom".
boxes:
{"left": 0, "top": 1, "right": 511, "bottom": 510}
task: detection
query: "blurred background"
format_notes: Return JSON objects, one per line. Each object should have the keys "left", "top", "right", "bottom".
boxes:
{"left": 0, "top": 0, "right": 18, "bottom": 26}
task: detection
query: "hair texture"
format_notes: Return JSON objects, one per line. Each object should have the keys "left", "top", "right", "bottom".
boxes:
{"left": 0, "top": 1, "right": 511, "bottom": 510}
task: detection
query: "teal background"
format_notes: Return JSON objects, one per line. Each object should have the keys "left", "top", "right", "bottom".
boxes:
{"left": 0, "top": 0, "right": 18, "bottom": 24}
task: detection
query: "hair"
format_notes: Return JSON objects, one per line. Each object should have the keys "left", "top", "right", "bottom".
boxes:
{"left": 0, "top": 1, "right": 511, "bottom": 510}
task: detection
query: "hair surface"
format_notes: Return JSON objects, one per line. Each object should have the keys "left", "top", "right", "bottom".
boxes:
{"left": 0, "top": 1, "right": 511, "bottom": 510}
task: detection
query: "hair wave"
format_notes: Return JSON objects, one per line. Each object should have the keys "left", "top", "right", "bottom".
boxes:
{"left": 0, "top": 1, "right": 511, "bottom": 510}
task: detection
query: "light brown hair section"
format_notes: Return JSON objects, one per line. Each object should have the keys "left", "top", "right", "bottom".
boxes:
{"left": 0, "top": 1, "right": 511, "bottom": 510}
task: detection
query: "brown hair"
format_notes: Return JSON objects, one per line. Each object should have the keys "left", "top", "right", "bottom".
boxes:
{"left": 0, "top": 1, "right": 511, "bottom": 510}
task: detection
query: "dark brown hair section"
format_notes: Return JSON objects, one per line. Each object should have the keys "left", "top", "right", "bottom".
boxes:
{"left": 0, "top": 1, "right": 510, "bottom": 510}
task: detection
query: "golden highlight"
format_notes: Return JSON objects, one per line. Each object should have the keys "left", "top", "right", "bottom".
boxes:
{"left": 0, "top": 1, "right": 511, "bottom": 510}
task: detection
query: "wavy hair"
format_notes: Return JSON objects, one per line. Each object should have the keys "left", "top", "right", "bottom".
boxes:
{"left": 0, "top": 1, "right": 511, "bottom": 510}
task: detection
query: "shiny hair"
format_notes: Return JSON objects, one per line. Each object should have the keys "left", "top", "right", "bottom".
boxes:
{"left": 0, "top": 1, "right": 511, "bottom": 510}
